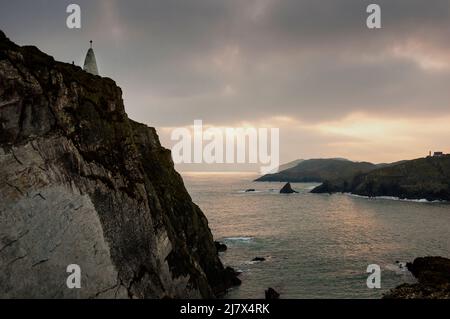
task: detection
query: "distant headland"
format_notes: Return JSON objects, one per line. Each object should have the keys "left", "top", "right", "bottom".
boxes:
{"left": 256, "top": 153, "right": 450, "bottom": 201}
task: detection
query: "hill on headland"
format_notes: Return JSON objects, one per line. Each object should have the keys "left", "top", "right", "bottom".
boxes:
{"left": 312, "top": 155, "right": 450, "bottom": 201}
{"left": 255, "top": 158, "right": 377, "bottom": 182}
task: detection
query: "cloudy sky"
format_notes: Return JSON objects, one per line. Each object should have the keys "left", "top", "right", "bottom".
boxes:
{"left": 1, "top": 0, "right": 450, "bottom": 171}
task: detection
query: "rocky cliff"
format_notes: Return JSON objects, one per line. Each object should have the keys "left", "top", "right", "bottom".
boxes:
{"left": 384, "top": 257, "right": 450, "bottom": 299}
{"left": 311, "top": 156, "right": 450, "bottom": 201}
{"left": 0, "top": 31, "right": 238, "bottom": 298}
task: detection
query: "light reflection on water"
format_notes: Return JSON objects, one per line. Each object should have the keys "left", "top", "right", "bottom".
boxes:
{"left": 182, "top": 172, "right": 450, "bottom": 299}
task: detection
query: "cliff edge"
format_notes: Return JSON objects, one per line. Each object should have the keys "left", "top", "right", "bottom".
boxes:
{"left": 0, "top": 31, "right": 238, "bottom": 298}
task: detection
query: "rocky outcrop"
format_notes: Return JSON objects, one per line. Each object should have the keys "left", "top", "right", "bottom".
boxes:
{"left": 384, "top": 257, "right": 450, "bottom": 299}
{"left": 279, "top": 183, "right": 298, "bottom": 194}
{"left": 0, "top": 31, "right": 238, "bottom": 298}
{"left": 265, "top": 288, "right": 280, "bottom": 299}
{"left": 214, "top": 241, "right": 227, "bottom": 253}
{"left": 312, "top": 156, "right": 450, "bottom": 201}
{"left": 223, "top": 267, "right": 242, "bottom": 287}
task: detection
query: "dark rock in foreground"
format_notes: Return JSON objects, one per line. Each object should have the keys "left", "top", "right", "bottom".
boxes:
{"left": 384, "top": 257, "right": 450, "bottom": 299}
{"left": 265, "top": 287, "right": 280, "bottom": 299}
{"left": 222, "top": 267, "right": 242, "bottom": 289}
{"left": 0, "top": 31, "right": 239, "bottom": 298}
{"left": 280, "top": 183, "right": 298, "bottom": 194}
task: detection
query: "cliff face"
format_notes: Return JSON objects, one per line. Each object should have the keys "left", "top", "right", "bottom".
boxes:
{"left": 311, "top": 156, "right": 450, "bottom": 201}
{"left": 0, "top": 31, "right": 237, "bottom": 298}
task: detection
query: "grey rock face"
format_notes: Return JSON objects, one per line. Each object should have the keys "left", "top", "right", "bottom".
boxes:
{"left": 0, "top": 32, "right": 237, "bottom": 298}
{"left": 0, "top": 140, "right": 127, "bottom": 298}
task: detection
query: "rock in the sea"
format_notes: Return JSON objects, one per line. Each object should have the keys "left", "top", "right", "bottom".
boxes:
{"left": 222, "top": 267, "right": 242, "bottom": 289}
{"left": 245, "top": 189, "right": 256, "bottom": 192}
{"left": 215, "top": 241, "right": 227, "bottom": 253}
{"left": 384, "top": 256, "right": 450, "bottom": 299}
{"left": 265, "top": 287, "right": 280, "bottom": 299}
{"left": 252, "top": 257, "right": 266, "bottom": 262}
{"left": 0, "top": 32, "right": 239, "bottom": 299}
{"left": 279, "top": 183, "right": 298, "bottom": 194}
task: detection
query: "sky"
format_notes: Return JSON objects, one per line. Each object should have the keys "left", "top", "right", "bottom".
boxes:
{"left": 1, "top": 0, "right": 450, "bottom": 171}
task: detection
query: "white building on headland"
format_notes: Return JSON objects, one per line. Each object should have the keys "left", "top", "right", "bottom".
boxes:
{"left": 83, "top": 40, "right": 99, "bottom": 75}
{"left": 428, "top": 151, "right": 446, "bottom": 157}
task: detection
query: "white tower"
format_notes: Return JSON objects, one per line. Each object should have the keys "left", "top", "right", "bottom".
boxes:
{"left": 83, "top": 40, "right": 99, "bottom": 75}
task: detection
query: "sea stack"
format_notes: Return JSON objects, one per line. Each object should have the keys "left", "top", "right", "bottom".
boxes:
{"left": 280, "top": 182, "right": 298, "bottom": 194}
{"left": 83, "top": 40, "right": 99, "bottom": 75}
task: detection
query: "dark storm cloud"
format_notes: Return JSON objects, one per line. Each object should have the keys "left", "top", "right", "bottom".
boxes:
{"left": 1, "top": 0, "right": 450, "bottom": 127}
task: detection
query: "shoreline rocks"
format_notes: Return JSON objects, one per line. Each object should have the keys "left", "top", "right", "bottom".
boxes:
{"left": 222, "top": 267, "right": 242, "bottom": 290}
{"left": 383, "top": 256, "right": 450, "bottom": 299}
{"left": 215, "top": 241, "right": 228, "bottom": 253}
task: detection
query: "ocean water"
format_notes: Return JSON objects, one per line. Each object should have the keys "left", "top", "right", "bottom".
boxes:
{"left": 182, "top": 172, "right": 450, "bottom": 299}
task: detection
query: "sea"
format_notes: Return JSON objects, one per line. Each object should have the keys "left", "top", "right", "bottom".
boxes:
{"left": 182, "top": 172, "right": 450, "bottom": 299}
